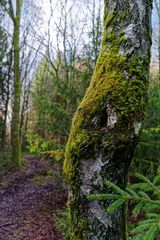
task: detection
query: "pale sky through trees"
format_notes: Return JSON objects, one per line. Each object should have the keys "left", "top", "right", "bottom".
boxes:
{"left": 1, "top": 0, "right": 159, "bottom": 69}
{"left": 40, "top": 0, "right": 159, "bottom": 68}
{"left": 152, "top": 0, "right": 159, "bottom": 68}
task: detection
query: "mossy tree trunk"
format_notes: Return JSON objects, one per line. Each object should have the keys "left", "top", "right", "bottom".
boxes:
{"left": 63, "top": 0, "right": 153, "bottom": 239}
{"left": 10, "top": 0, "right": 23, "bottom": 167}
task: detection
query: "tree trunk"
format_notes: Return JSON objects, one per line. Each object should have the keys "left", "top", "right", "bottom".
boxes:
{"left": 11, "top": 0, "right": 22, "bottom": 167}
{"left": 1, "top": 49, "right": 12, "bottom": 152}
{"left": 63, "top": 0, "right": 152, "bottom": 239}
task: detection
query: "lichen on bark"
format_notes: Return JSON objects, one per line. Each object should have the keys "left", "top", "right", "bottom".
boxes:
{"left": 63, "top": 0, "right": 153, "bottom": 239}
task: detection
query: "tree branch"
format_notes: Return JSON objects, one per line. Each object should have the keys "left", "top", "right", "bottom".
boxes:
{"left": 8, "top": 0, "right": 15, "bottom": 21}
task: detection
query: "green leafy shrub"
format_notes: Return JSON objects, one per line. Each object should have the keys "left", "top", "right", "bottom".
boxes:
{"left": 0, "top": 151, "right": 12, "bottom": 172}
{"left": 26, "top": 133, "right": 43, "bottom": 154}
{"left": 88, "top": 172, "right": 160, "bottom": 240}
{"left": 31, "top": 168, "right": 56, "bottom": 185}
{"left": 131, "top": 76, "right": 160, "bottom": 177}
{"left": 26, "top": 133, "right": 64, "bottom": 163}
{"left": 54, "top": 209, "right": 71, "bottom": 240}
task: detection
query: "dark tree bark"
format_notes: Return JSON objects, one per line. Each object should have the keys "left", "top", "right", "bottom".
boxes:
{"left": 1, "top": 48, "right": 12, "bottom": 152}
{"left": 0, "top": 26, "right": 12, "bottom": 153}
{"left": 63, "top": 0, "right": 153, "bottom": 239}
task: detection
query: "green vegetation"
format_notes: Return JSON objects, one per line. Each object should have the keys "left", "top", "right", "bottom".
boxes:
{"left": 63, "top": 1, "right": 152, "bottom": 238}
{"left": 88, "top": 171, "right": 160, "bottom": 240}
{"left": 84, "top": 73, "right": 160, "bottom": 240}
{"left": 31, "top": 168, "right": 56, "bottom": 185}
{"left": 0, "top": 152, "right": 12, "bottom": 174}
{"left": 0, "top": 0, "right": 158, "bottom": 239}
{"left": 131, "top": 75, "right": 160, "bottom": 177}
{"left": 54, "top": 209, "right": 71, "bottom": 240}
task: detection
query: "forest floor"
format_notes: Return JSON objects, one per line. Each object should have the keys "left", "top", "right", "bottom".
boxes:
{"left": 0, "top": 155, "right": 67, "bottom": 240}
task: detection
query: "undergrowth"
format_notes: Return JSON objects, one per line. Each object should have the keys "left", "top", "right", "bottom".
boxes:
{"left": 88, "top": 172, "right": 160, "bottom": 240}
{"left": 0, "top": 151, "right": 12, "bottom": 173}
{"left": 54, "top": 208, "right": 71, "bottom": 240}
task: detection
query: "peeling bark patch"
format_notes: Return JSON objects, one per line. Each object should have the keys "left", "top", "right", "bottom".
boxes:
{"left": 124, "top": 24, "right": 138, "bottom": 46}
{"left": 107, "top": 105, "right": 117, "bottom": 128}
{"left": 80, "top": 154, "right": 104, "bottom": 195}
{"left": 135, "top": 0, "right": 145, "bottom": 22}
{"left": 134, "top": 121, "right": 142, "bottom": 135}
{"left": 89, "top": 201, "right": 112, "bottom": 228}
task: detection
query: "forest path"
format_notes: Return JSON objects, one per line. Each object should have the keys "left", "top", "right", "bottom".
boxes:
{"left": 0, "top": 155, "right": 66, "bottom": 240}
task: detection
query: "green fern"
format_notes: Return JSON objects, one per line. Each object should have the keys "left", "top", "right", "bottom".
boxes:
{"left": 54, "top": 209, "right": 71, "bottom": 240}
{"left": 88, "top": 172, "right": 160, "bottom": 240}
{"left": 107, "top": 198, "right": 126, "bottom": 214}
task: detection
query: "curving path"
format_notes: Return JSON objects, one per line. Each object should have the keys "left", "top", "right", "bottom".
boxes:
{"left": 0, "top": 156, "right": 66, "bottom": 240}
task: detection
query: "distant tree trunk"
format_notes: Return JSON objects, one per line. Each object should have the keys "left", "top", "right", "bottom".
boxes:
{"left": 63, "top": 0, "right": 153, "bottom": 239}
{"left": 1, "top": 49, "right": 12, "bottom": 152}
{"left": 20, "top": 87, "right": 30, "bottom": 149}
{"left": 11, "top": 0, "right": 22, "bottom": 167}
{"left": 1, "top": 75, "right": 10, "bottom": 151}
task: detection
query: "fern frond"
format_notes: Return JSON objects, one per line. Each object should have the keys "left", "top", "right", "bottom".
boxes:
{"left": 135, "top": 173, "right": 152, "bottom": 183}
{"left": 138, "top": 191, "right": 151, "bottom": 201}
{"left": 132, "top": 202, "right": 143, "bottom": 217}
{"left": 146, "top": 213, "right": 160, "bottom": 219}
{"left": 134, "top": 173, "right": 160, "bottom": 195}
{"left": 88, "top": 193, "right": 120, "bottom": 201}
{"left": 88, "top": 173, "right": 160, "bottom": 240}
{"left": 153, "top": 175, "right": 160, "bottom": 185}
{"left": 104, "top": 180, "right": 128, "bottom": 196}
{"left": 126, "top": 187, "right": 139, "bottom": 198}
{"left": 129, "top": 183, "right": 152, "bottom": 192}
{"left": 142, "top": 202, "right": 156, "bottom": 212}
{"left": 140, "top": 218, "right": 158, "bottom": 224}
{"left": 144, "top": 223, "right": 158, "bottom": 240}
{"left": 130, "top": 223, "right": 150, "bottom": 234}
{"left": 107, "top": 198, "right": 126, "bottom": 214}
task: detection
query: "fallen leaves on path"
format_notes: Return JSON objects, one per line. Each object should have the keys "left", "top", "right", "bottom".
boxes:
{"left": 0, "top": 156, "right": 67, "bottom": 240}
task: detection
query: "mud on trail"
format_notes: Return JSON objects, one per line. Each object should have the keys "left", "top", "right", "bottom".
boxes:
{"left": 0, "top": 156, "right": 67, "bottom": 240}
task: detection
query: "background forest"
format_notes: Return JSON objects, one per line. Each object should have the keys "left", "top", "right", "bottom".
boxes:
{"left": 0, "top": 0, "right": 104, "bottom": 165}
{"left": 0, "top": 0, "right": 159, "bottom": 239}
{"left": 0, "top": 0, "right": 159, "bottom": 172}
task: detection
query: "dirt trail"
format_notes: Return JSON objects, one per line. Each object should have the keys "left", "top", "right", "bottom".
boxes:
{"left": 0, "top": 156, "right": 66, "bottom": 240}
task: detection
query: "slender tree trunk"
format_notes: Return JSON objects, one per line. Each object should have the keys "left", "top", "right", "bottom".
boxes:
{"left": 1, "top": 49, "right": 12, "bottom": 152}
{"left": 63, "top": 0, "right": 152, "bottom": 239}
{"left": 11, "top": 0, "right": 22, "bottom": 167}
{"left": 20, "top": 86, "right": 30, "bottom": 149}
{"left": 1, "top": 91, "right": 9, "bottom": 151}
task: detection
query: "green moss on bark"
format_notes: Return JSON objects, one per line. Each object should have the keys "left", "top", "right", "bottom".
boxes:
{"left": 64, "top": 32, "right": 150, "bottom": 183}
{"left": 63, "top": 0, "right": 152, "bottom": 238}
